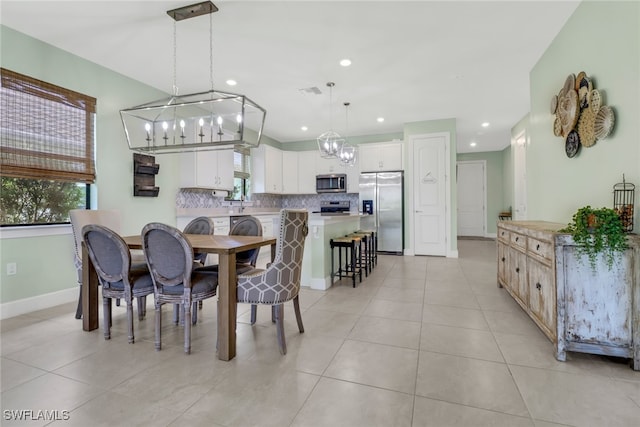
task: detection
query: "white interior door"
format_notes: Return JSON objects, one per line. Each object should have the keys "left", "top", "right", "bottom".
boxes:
{"left": 413, "top": 135, "right": 447, "bottom": 256}
{"left": 457, "top": 161, "right": 486, "bottom": 236}
{"left": 514, "top": 134, "right": 527, "bottom": 220}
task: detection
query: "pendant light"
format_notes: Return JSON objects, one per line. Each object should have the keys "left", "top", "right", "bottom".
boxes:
{"left": 317, "top": 82, "right": 344, "bottom": 159}
{"left": 339, "top": 102, "right": 357, "bottom": 166}
{"left": 120, "top": 1, "right": 266, "bottom": 154}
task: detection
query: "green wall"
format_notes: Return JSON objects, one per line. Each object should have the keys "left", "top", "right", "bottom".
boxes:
{"left": 0, "top": 26, "right": 179, "bottom": 303}
{"left": 526, "top": 1, "right": 639, "bottom": 224}
{"left": 457, "top": 151, "right": 505, "bottom": 235}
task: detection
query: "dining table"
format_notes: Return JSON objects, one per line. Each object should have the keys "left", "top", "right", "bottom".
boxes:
{"left": 81, "top": 233, "right": 277, "bottom": 361}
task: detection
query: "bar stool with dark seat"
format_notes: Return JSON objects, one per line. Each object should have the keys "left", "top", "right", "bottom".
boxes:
{"left": 357, "top": 229, "right": 377, "bottom": 267}
{"left": 350, "top": 231, "right": 373, "bottom": 275}
{"left": 330, "top": 235, "right": 363, "bottom": 288}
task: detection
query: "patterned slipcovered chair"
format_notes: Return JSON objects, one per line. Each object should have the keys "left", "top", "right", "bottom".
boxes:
{"left": 236, "top": 209, "right": 308, "bottom": 355}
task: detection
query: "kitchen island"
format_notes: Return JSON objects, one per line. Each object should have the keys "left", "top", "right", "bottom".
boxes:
{"left": 176, "top": 209, "right": 363, "bottom": 290}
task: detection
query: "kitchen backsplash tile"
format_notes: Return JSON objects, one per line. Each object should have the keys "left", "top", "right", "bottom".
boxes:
{"left": 176, "top": 189, "right": 359, "bottom": 211}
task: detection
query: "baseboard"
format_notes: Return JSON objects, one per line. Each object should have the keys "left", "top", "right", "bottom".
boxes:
{"left": 0, "top": 287, "right": 77, "bottom": 319}
{"left": 308, "top": 276, "right": 332, "bottom": 291}
{"left": 485, "top": 232, "right": 497, "bottom": 239}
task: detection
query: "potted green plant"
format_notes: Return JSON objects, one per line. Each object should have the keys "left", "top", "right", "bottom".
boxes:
{"left": 561, "top": 206, "right": 628, "bottom": 271}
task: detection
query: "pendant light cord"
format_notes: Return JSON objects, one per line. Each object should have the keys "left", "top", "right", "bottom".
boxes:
{"left": 209, "top": 11, "right": 214, "bottom": 91}
{"left": 172, "top": 20, "right": 178, "bottom": 96}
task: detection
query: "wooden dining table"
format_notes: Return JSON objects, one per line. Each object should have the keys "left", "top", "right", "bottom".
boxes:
{"left": 81, "top": 233, "right": 277, "bottom": 361}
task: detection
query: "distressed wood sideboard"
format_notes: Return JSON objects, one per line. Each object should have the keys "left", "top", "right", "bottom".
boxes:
{"left": 497, "top": 220, "right": 640, "bottom": 370}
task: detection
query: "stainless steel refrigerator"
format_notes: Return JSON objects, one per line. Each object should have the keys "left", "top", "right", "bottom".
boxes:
{"left": 359, "top": 171, "right": 404, "bottom": 254}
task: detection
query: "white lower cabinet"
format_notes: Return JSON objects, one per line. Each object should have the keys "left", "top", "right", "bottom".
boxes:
{"left": 254, "top": 214, "right": 277, "bottom": 268}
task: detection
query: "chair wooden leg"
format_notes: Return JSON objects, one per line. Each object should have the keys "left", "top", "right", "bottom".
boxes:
{"left": 184, "top": 302, "right": 192, "bottom": 354}
{"left": 141, "top": 296, "right": 147, "bottom": 318}
{"left": 293, "top": 296, "right": 304, "bottom": 333}
{"left": 75, "top": 285, "right": 83, "bottom": 319}
{"left": 126, "top": 299, "right": 134, "bottom": 344}
{"left": 155, "top": 303, "right": 162, "bottom": 351}
{"left": 103, "top": 297, "right": 111, "bottom": 340}
{"left": 274, "top": 304, "right": 286, "bottom": 355}
{"left": 191, "top": 301, "right": 198, "bottom": 325}
{"left": 173, "top": 304, "right": 179, "bottom": 325}
{"left": 137, "top": 297, "right": 144, "bottom": 321}
{"left": 250, "top": 304, "right": 257, "bottom": 324}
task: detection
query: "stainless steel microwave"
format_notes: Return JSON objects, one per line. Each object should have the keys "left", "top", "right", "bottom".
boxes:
{"left": 316, "top": 174, "right": 347, "bottom": 193}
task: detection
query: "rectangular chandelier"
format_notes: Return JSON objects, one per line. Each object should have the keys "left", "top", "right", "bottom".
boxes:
{"left": 120, "top": 89, "right": 266, "bottom": 153}
{"left": 120, "top": 1, "right": 266, "bottom": 154}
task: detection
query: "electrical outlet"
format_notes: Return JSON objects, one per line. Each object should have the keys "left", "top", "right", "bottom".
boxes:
{"left": 7, "top": 262, "right": 17, "bottom": 275}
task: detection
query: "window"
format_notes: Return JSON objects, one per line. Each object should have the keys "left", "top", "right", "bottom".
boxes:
{"left": 228, "top": 148, "right": 251, "bottom": 200}
{"left": 0, "top": 68, "right": 96, "bottom": 226}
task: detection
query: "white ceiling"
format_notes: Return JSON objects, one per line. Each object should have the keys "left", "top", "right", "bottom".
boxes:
{"left": 1, "top": 0, "right": 580, "bottom": 153}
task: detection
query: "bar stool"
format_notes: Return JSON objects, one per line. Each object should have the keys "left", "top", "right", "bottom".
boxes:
{"left": 357, "top": 229, "right": 377, "bottom": 267}
{"left": 330, "top": 235, "right": 363, "bottom": 288}
{"left": 348, "top": 232, "right": 370, "bottom": 277}
{"left": 351, "top": 231, "right": 375, "bottom": 275}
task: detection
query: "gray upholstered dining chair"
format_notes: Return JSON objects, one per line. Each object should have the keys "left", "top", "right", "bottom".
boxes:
{"left": 236, "top": 209, "right": 308, "bottom": 355}
{"left": 183, "top": 216, "right": 215, "bottom": 266}
{"left": 181, "top": 216, "right": 215, "bottom": 316}
{"left": 195, "top": 215, "right": 262, "bottom": 275}
{"left": 70, "top": 209, "right": 147, "bottom": 319}
{"left": 141, "top": 222, "right": 218, "bottom": 354}
{"left": 82, "top": 224, "right": 154, "bottom": 344}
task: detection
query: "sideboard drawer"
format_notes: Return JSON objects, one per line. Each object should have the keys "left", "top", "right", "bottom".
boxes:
{"left": 510, "top": 232, "right": 526, "bottom": 251}
{"left": 528, "top": 236, "right": 554, "bottom": 265}
{"left": 498, "top": 227, "right": 510, "bottom": 243}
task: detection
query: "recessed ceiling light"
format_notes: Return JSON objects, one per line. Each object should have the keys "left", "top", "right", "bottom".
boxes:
{"left": 377, "top": 117, "right": 384, "bottom": 123}
{"left": 226, "top": 79, "right": 237, "bottom": 86}
{"left": 301, "top": 126, "right": 308, "bottom": 131}
{"left": 481, "top": 122, "right": 490, "bottom": 128}
{"left": 340, "top": 59, "right": 352, "bottom": 67}
{"left": 470, "top": 142, "right": 477, "bottom": 147}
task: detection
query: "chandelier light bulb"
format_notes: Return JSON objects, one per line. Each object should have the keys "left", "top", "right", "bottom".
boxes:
{"left": 198, "top": 118, "right": 204, "bottom": 127}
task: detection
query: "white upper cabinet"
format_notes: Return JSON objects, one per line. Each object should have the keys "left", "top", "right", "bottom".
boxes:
{"left": 315, "top": 155, "right": 343, "bottom": 175}
{"left": 281, "top": 151, "right": 299, "bottom": 194}
{"left": 344, "top": 161, "right": 360, "bottom": 193}
{"left": 180, "top": 149, "right": 234, "bottom": 191}
{"left": 252, "top": 144, "right": 282, "bottom": 193}
{"left": 297, "top": 151, "right": 318, "bottom": 194}
{"left": 358, "top": 141, "right": 404, "bottom": 172}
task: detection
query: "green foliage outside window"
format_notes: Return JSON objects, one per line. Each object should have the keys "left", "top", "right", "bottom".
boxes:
{"left": 1, "top": 177, "right": 86, "bottom": 225}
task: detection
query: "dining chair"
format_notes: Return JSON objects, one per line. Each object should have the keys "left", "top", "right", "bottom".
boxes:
{"left": 183, "top": 216, "right": 215, "bottom": 266}
{"left": 195, "top": 215, "right": 262, "bottom": 275}
{"left": 82, "top": 224, "right": 154, "bottom": 343}
{"left": 141, "top": 222, "right": 218, "bottom": 354}
{"left": 70, "top": 209, "right": 147, "bottom": 319}
{"left": 236, "top": 209, "right": 308, "bottom": 355}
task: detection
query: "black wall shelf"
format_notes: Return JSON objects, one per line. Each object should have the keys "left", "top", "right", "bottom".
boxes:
{"left": 133, "top": 153, "right": 160, "bottom": 197}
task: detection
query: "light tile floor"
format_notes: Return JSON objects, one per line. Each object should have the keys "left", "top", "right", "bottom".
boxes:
{"left": 2, "top": 239, "right": 640, "bottom": 426}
